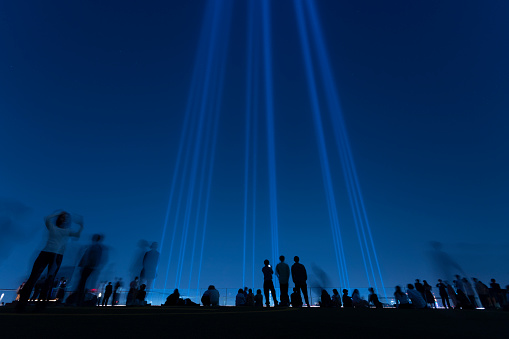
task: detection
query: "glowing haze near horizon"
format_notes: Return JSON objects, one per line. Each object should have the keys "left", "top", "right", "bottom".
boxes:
{"left": 1, "top": 0, "right": 509, "bottom": 293}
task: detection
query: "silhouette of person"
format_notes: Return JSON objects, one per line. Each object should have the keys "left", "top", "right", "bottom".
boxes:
{"left": 236, "top": 288, "right": 246, "bottom": 306}
{"left": 140, "top": 242, "right": 159, "bottom": 288}
{"left": 414, "top": 279, "right": 425, "bottom": 299}
{"left": 254, "top": 289, "right": 263, "bottom": 307}
{"left": 472, "top": 278, "right": 490, "bottom": 309}
{"left": 17, "top": 211, "right": 83, "bottom": 311}
{"left": 423, "top": 280, "right": 435, "bottom": 308}
{"left": 165, "top": 288, "right": 180, "bottom": 306}
{"left": 368, "top": 287, "right": 383, "bottom": 308}
{"left": 262, "top": 259, "right": 278, "bottom": 307}
{"left": 201, "top": 285, "right": 220, "bottom": 306}
{"left": 320, "top": 289, "right": 332, "bottom": 307}
{"left": 331, "top": 289, "right": 342, "bottom": 307}
{"left": 436, "top": 279, "right": 450, "bottom": 309}
{"left": 490, "top": 278, "right": 503, "bottom": 307}
{"left": 342, "top": 289, "right": 352, "bottom": 307}
{"left": 135, "top": 284, "right": 146, "bottom": 306}
{"left": 76, "top": 234, "right": 105, "bottom": 306}
{"left": 102, "top": 282, "right": 113, "bottom": 306}
{"left": 352, "top": 289, "right": 369, "bottom": 308}
{"left": 406, "top": 284, "right": 426, "bottom": 309}
{"left": 446, "top": 282, "right": 458, "bottom": 308}
{"left": 276, "top": 255, "right": 290, "bottom": 306}
{"left": 455, "top": 288, "right": 474, "bottom": 309}
{"left": 246, "top": 288, "right": 255, "bottom": 306}
{"left": 290, "top": 287, "right": 303, "bottom": 308}
{"left": 462, "top": 278, "right": 477, "bottom": 308}
{"left": 112, "top": 278, "right": 123, "bottom": 306}
{"left": 291, "top": 256, "right": 309, "bottom": 307}
{"left": 127, "top": 277, "right": 140, "bottom": 306}
{"left": 394, "top": 285, "right": 411, "bottom": 309}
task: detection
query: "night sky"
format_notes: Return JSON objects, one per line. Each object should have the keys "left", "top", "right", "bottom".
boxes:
{"left": 1, "top": 0, "right": 508, "bottom": 294}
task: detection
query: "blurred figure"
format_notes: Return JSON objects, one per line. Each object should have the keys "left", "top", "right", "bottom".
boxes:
{"left": 406, "top": 284, "right": 426, "bottom": 309}
{"left": 135, "top": 284, "right": 146, "bottom": 306}
{"left": 262, "top": 259, "right": 278, "bottom": 307}
{"left": 55, "top": 277, "right": 66, "bottom": 304}
{"left": 126, "top": 277, "right": 140, "bottom": 306}
{"left": 290, "top": 287, "right": 303, "bottom": 308}
{"left": 17, "top": 211, "right": 83, "bottom": 311}
{"left": 236, "top": 288, "right": 246, "bottom": 306}
{"left": 342, "top": 289, "right": 353, "bottom": 308}
{"left": 291, "top": 256, "right": 309, "bottom": 307}
{"left": 15, "top": 282, "right": 25, "bottom": 301}
{"left": 414, "top": 279, "right": 425, "bottom": 299}
{"left": 368, "top": 287, "right": 383, "bottom": 308}
{"left": 446, "top": 282, "right": 458, "bottom": 308}
{"left": 394, "top": 286, "right": 411, "bottom": 309}
{"left": 246, "top": 288, "right": 255, "bottom": 306}
{"left": 254, "top": 289, "right": 263, "bottom": 307}
{"left": 472, "top": 278, "right": 491, "bottom": 309}
{"left": 30, "top": 278, "right": 44, "bottom": 302}
{"left": 462, "top": 277, "right": 477, "bottom": 308}
{"left": 331, "top": 289, "right": 342, "bottom": 307}
{"left": 276, "top": 256, "right": 290, "bottom": 306}
{"left": 320, "top": 289, "right": 332, "bottom": 307}
{"left": 423, "top": 280, "right": 436, "bottom": 308}
{"left": 130, "top": 240, "right": 149, "bottom": 283}
{"left": 436, "top": 279, "right": 450, "bottom": 309}
{"left": 456, "top": 288, "right": 474, "bottom": 309}
{"left": 140, "top": 242, "right": 159, "bottom": 288}
{"left": 201, "top": 285, "right": 220, "bottom": 306}
{"left": 76, "top": 234, "right": 106, "bottom": 306}
{"left": 102, "top": 282, "right": 113, "bottom": 306}
{"left": 352, "top": 289, "right": 369, "bottom": 308}
{"left": 490, "top": 278, "right": 504, "bottom": 308}
{"left": 112, "top": 278, "right": 123, "bottom": 306}
{"left": 429, "top": 241, "right": 466, "bottom": 282}
{"left": 454, "top": 275, "right": 464, "bottom": 293}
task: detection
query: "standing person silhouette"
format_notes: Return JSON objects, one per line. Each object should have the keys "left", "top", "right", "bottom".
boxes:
{"left": 112, "top": 278, "right": 123, "bottom": 306}
{"left": 17, "top": 211, "right": 83, "bottom": 311}
{"left": 276, "top": 255, "right": 290, "bottom": 306}
{"left": 262, "top": 259, "right": 278, "bottom": 307}
{"left": 291, "top": 256, "right": 310, "bottom": 307}
{"left": 103, "top": 282, "right": 113, "bottom": 306}
{"left": 140, "top": 242, "right": 160, "bottom": 288}
{"left": 76, "top": 234, "right": 105, "bottom": 306}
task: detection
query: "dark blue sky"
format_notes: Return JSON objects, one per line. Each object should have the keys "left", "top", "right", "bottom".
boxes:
{"left": 1, "top": 0, "right": 508, "bottom": 293}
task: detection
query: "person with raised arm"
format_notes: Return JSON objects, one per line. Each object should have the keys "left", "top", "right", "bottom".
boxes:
{"left": 262, "top": 259, "right": 278, "bottom": 307}
{"left": 17, "top": 211, "right": 83, "bottom": 311}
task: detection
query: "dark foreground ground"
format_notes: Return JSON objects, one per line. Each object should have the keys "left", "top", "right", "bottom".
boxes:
{"left": 0, "top": 305, "right": 508, "bottom": 338}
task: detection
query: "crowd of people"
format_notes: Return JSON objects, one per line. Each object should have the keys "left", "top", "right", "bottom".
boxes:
{"left": 10, "top": 211, "right": 509, "bottom": 311}
{"left": 391, "top": 276, "right": 509, "bottom": 310}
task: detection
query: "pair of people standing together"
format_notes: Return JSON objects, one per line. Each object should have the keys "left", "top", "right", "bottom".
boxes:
{"left": 262, "top": 255, "right": 310, "bottom": 307}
